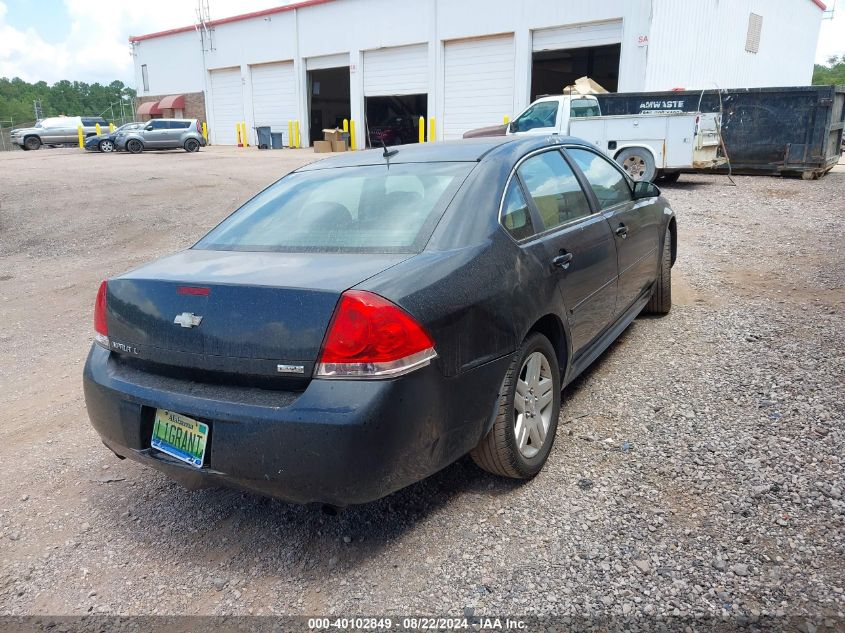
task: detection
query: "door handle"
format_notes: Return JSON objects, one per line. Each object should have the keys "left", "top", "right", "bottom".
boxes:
{"left": 552, "top": 252, "right": 573, "bottom": 270}
{"left": 615, "top": 223, "right": 628, "bottom": 239}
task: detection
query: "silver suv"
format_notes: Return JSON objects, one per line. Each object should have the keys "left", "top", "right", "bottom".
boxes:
{"left": 115, "top": 119, "right": 206, "bottom": 154}
{"left": 11, "top": 116, "right": 109, "bottom": 150}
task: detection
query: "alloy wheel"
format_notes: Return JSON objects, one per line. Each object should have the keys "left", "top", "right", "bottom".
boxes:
{"left": 622, "top": 155, "right": 647, "bottom": 180}
{"left": 513, "top": 351, "right": 554, "bottom": 458}
{"left": 100, "top": 140, "right": 114, "bottom": 153}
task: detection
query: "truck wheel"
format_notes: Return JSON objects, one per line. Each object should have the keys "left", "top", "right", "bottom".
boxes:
{"left": 24, "top": 136, "right": 42, "bottom": 151}
{"left": 126, "top": 139, "right": 143, "bottom": 154}
{"left": 616, "top": 147, "right": 656, "bottom": 182}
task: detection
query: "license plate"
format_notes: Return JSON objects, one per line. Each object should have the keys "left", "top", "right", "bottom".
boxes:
{"left": 151, "top": 409, "right": 209, "bottom": 468}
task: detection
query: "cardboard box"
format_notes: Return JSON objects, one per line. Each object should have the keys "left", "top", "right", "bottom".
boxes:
{"left": 313, "top": 140, "right": 333, "bottom": 153}
{"left": 322, "top": 128, "right": 344, "bottom": 142}
{"left": 331, "top": 140, "right": 347, "bottom": 152}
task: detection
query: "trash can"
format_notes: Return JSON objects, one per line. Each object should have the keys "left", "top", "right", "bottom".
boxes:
{"left": 271, "top": 132, "right": 284, "bottom": 149}
{"left": 255, "top": 126, "right": 272, "bottom": 149}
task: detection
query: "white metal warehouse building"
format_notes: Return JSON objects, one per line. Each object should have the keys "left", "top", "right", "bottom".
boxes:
{"left": 129, "top": 0, "right": 825, "bottom": 147}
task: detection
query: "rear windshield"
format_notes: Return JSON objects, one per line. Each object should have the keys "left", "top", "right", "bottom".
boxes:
{"left": 194, "top": 162, "right": 474, "bottom": 253}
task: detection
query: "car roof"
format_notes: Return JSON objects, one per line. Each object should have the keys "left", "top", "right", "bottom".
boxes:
{"left": 295, "top": 136, "right": 595, "bottom": 170}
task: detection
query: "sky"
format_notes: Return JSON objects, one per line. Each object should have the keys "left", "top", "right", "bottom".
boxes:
{"left": 0, "top": 0, "right": 843, "bottom": 86}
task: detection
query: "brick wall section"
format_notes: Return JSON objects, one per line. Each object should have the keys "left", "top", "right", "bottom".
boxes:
{"left": 135, "top": 91, "right": 206, "bottom": 123}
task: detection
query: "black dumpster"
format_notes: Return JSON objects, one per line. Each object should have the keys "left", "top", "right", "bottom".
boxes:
{"left": 255, "top": 126, "right": 272, "bottom": 149}
{"left": 596, "top": 85, "right": 845, "bottom": 178}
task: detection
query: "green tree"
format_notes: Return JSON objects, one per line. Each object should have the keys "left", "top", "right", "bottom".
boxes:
{"left": 812, "top": 53, "right": 845, "bottom": 85}
{"left": 0, "top": 76, "right": 136, "bottom": 126}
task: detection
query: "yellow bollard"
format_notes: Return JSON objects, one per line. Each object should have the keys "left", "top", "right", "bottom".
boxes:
{"left": 428, "top": 117, "right": 436, "bottom": 142}
{"left": 202, "top": 121, "right": 208, "bottom": 141}
{"left": 109, "top": 123, "right": 115, "bottom": 133}
{"left": 342, "top": 119, "right": 348, "bottom": 133}
{"left": 418, "top": 117, "right": 424, "bottom": 144}
{"left": 236, "top": 123, "right": 242, "bottom": 147}
{"left": 242, "top": 121, "right": 249, "bottom": 147}
{"left": 293, "top": 121, "right": 301, "bottom": 149}
{"left": 95, "top": 123, "right": 101, "bottom": 136}
{"left": 349, "top": 120, "right": 356, "bottom": 150}
{"left": 288, "top": 120, "right": 293, "bottom": 148}
{"left": 503, "top": 116, "right": 509, "bottom": 124}
{"left": 77, "top": 125, "right": 84, "bottom": 148}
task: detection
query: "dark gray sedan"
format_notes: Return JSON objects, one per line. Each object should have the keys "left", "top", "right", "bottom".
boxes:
{"left": 83, "top": 136, "right": 676, "bottom": 506}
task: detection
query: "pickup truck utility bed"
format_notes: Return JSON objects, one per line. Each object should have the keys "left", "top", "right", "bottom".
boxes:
{"left": 499, "top": 94, "right": 724, "bottom": 181}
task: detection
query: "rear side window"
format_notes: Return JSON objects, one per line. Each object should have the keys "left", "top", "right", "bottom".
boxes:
{"left": 500, "top": 180, "right": 535, "bottom": 241}
{"left": 194, "top": 162, "right": 474, "bottom": 253}
{"left": 149, "top": 120, "right": 168, "bottom": 130}
{"left": 567, "top": 148, "right": 632, "bottom": 209}
{"left": 511, "top": 101, "right": 558, "bottom": 133}
{"left": 517, "top": 151, "right": 592, "bottom": 231}
{"left": 170, "top": 121, "right": 191, "bottom": 129}
{"left": 570, "top": 98, "right": 601, "bottom": 118}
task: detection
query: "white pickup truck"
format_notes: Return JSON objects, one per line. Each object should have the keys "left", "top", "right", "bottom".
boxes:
{"left": 506, "top": 94, "right": 723, "bottom": 182}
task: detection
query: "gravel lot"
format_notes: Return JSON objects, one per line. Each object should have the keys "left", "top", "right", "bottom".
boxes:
{"left": 0, "top": 147, "right": 843, "bottom": 624}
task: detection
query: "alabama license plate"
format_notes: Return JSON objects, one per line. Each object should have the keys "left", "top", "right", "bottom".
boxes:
{"left": 151, "top": 409, "right": 209, "bottom": 468}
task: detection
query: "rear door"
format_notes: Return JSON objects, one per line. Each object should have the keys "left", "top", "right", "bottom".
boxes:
{"left": 512, "top": 148, "right": 618, "bottom": 355}
{"left": 566, "top": 146, "right": 660, "bottom": 316}
{"left": 166, "top": 120, "right": 191, "bottom": 147}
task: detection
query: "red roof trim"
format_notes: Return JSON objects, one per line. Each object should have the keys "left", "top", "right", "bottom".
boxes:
{"left": 810, "top": 0, "right": 827, "bottom": 9}
{"left": 129, "top": 0, "right": 336, "bottom": 42}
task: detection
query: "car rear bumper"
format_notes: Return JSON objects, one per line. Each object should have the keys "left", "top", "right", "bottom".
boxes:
{"left": 82, "top": 345, "right": 509, "bottom": 505}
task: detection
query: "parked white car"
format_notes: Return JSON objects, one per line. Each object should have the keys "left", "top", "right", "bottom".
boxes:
{"left": 506, "top": 94, "right": 723, "bottom": 181}
{"left": 11, "top": 116, "right": 109, "bottom": 150}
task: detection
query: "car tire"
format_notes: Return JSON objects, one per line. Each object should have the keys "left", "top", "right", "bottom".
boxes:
{"left": 470, "top": 332, "right": 561, "bottom": 479}
{"left": 616, "top": 147, "right": 656, "bottom": 182}
{"left": 126, "top": 139, "right": 143, "bottom": 154}
{"left": 99, "top": 140, "right": 115, "bottom": 153}
{"left": 184, "top": 138, "right": 200, "bottom": 153}
{"left": 24, "top": 136, "right": 42, "bottom": 151}
{"left": 644, "top": 230, "right": 673, "bottom": 315}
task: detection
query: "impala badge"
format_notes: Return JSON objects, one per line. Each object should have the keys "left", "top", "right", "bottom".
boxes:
{"left": 174, "top": 312, "right": 203, "bottom": 328}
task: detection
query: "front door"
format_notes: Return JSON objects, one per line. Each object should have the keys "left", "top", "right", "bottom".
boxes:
{"left": 566, "top": 147, "right": 661, "bottom": 315}
{"left": 508, "top": 100, "right": 561, "bottom": 136}
{"left": 515, "top": 149, "right": 618, "bottom": 355}
{"left": 143, "top": 119, "right": 170, "bottom": 148}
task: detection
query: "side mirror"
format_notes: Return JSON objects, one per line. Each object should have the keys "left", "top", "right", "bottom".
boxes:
{"left": 145, "top": 125, "right": 154, "bottom": 131}
{"left": 632, "top": 180, "right": 660, "bottom": 200}
{"left": 508, "top": 121, "right": 516, "bottom": 134}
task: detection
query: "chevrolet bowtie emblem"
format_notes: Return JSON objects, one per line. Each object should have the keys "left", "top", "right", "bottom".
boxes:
{"left": 174, "top": 312, "right": 203, "bottom": 328}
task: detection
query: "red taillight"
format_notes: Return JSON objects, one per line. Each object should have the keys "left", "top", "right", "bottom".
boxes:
{"left": 94, "top": 280, "right": 109, "bottom": 348}
{"left": 316, "top": 290, "right": 436, "bottom": 379}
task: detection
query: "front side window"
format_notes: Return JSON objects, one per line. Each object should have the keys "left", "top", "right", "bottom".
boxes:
{"left": 510, "top": 101, "right": 559, "bottom": 133}
{"left": 517, "top": 150, "right": 592, "bottom": 232}
{"left": 500, "top": 179, "right": 535, "bottom": 240}
{"left": 567, "top": 148, "right": 632, "bottom": 209}
{"left": 570, "top": 98, "right": 601, "bottom": 118}
{"left": 194, "top": 162, "right": 474, "bottom": 253}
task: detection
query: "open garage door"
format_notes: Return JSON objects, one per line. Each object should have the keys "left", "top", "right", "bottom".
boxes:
{"left": 364, "top": 44, "right": 428, "bottom": 146}
{"left": 250, "top": 61, "right": 297, "bottom": 144}
{"left": 306, "top": 54, "right": 350, "bottom": 147}
{"left": 209, "top": 67, "right": 244, "bottom": 145}
{"left": 443, "top": 34, "right": 515, "bottom": 140}
{"left": 531, "top": 21, "right": 622, "bottom": 99}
